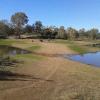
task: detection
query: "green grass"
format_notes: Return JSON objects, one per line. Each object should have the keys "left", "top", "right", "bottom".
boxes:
{"left": 53, "top": 39, "right": 88, "bottom": 54}
{"left": 0, "top": 39, "right": 26, "bottom": 45}
{"left": 27, "top": 45, "right": 41, "bottom": 51}
{"left": 67, "top": 41, "right": 100, "bottom": 54}
{"left": 14, "top": 54, "right": 44, "bottom": 61}
{"left": 0, "top": 39, "right": 43, "bottom": 62}
{"left": 68, "top": 42, "right": 87, "bottom": 54}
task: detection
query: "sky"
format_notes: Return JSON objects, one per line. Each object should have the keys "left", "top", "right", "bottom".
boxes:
{"left": 0, "top": 0, "right": 100, "bottom": 30}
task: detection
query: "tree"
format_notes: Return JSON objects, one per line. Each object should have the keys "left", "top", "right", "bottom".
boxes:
{"left": 0, "top": 21, "right": 10, "bottom": 38}
{"left": 88, "top": 28, "right": 99, "bottom": 40}
{"left": 78, "top": 28, "right": 85, "bottom": 39}
{"left": 41, "top": 26, "right": 58, "bottom": 39}
{"left": 47, "top": 26, "right": 58, "bottom": 39}
{"left": 57, "top": 26, "right": 66, "bottom": 39}
{"left": 67, "top": 27, "right": 79, "bottom": 40}
{"left": 53, "top": 27, "right": 58, "bottom": 39}
{"left": 34, "top": 21, "right": 43, "bottom": 34}
{"left": 11, "top": 12, "right": 28, "bottom": 38}
{"left": 23, "top": 25, "right": 33, "bottom": 34}
{"left": 43, "top": 27, "right": 52, "bottom": 39}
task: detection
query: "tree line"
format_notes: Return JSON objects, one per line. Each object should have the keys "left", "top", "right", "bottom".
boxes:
{"left": 0, "top": 12, "right": 100, "bottom": 40}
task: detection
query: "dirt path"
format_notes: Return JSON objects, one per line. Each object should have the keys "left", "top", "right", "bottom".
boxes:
{"left": 0, "top": 41, "right": 100, "bottom": 100}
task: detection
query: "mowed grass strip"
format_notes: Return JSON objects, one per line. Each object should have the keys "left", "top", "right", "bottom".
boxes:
{"left": 53, "top": 40, "right": 87, "bottom": 54}
{"left": 26, "top": 45, "right": 41, "bottom": 51}
{"left": 53, "top": 39, "right": 100, "bottom": 54}
{"left": 68, "top": 42, "right": 87, "bottom": 54}
{"left": 14, "top": 54, "right": 43, "bottom": 61}
{"left": 0, "top": 39, "right": 26, "bottom": 45}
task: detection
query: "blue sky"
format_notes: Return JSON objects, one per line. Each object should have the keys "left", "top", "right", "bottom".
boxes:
{"left": 0, "top": 0, "right": 100, "bottom": 30}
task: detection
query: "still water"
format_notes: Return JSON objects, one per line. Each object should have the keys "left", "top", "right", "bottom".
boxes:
{"left": 64, "top": 52, "right": 100, "bottom": 67}
{"left": 0, "top": 45, "right": 30, "bottom": 56}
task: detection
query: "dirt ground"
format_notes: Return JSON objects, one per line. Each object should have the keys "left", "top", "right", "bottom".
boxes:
{"left": 0, "top": 40, "right": 100, "bottom": 100}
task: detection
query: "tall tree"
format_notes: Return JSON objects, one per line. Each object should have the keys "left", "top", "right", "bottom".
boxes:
{"left": 67, "top": 27, "right": 79, "bottom": 40}
{"left": 0, "top": 20, "right": 10, "bottom": 38}
{"left": 78, "top": 28, "right": 86, "bottom": 39}
{"left": 88, "top": 28, "right": 99, "bottom": 40}
{"left": 43, "top": 27, "right": 52, "bottom": 39}
{"left": 47, "top": 26, "right": 58, "bottom": 39}
{"left": 53, "top": 27, "right": 58, "bottom": 39}
{"left": 57, "top": 26, "right": 66, "bottom": 39}
{"left": 34, "top": 21, "right": 43, "bottom": 34}
{"left": 11, "top": 12, "right": 28, "bottom": 38}
{"left": 23, "top": 25, "right": 33, "bottom": 34}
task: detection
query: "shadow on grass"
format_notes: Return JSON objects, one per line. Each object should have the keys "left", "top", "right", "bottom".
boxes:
{"left": 0, "top": 57, "right": 32, "bottom": 81}
{"left": 0, "top": 71, "right": 35, "bottom": 81}
{"left": 0, "top": 71, "right": 53, "bottom": 82}
{"left": 0, "top": 57, "right": 53, "bottom": 82}
{"left": 0, "top": 57, "right": 24, "bottom": 68}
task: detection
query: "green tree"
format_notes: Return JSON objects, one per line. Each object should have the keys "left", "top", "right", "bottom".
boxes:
{"left": 11, "top": 12, "right": 28, "bottom": 38}
{"left": 67, "top": 27, "right": 79, "bottom": 40}
{"left": 23, "top": 25, "right": 33, "bottom": 34}
{"left": 43, "top": 27, "right": 52, "bottom": 39}
{"left": 78, "top": 28, "right": 85, "bottom": 39}
{"left": 34, "top": 21, "right": 43, "bottom": 33}
{"left": 42, "top": 26, "right": 58, "bottom": 39}
{"left": 57, "top": 26, "right": 66, "bottom": 39}
{"left": 47, "top": 26, "right": 58, "bottom": 39}
{"left": 0, "top": 20, "right": 10, "bottom": 38}
{"left": 88, "top": 28, "right": 99, "bottom": 40}
{"left": 53, "top": 27, "right": 58, "bottom": 39}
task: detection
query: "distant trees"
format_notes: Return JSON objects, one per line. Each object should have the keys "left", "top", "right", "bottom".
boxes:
{"left": 11, "top": 12, "right": 28, "bottom": 38}
{"left": 23, "top": 25, "right": 33, "bottom": 34}
{"left": 78, "top": 28, "right": 86, "bottom": 39}
{"left": 0, "top": 11, "right": 100, "bottom": 40}
{"left": 57, "top": 26, "right": 66, "bottom": 39}
{"left": 53, "top": 27, "right": 58, "bottom": 39}
{"left": 0, "top": 20, "right": 10, "bottom": 38}
{"left": 43, "top": 27, "right": 52, "bottom": 39}
{"left": 78, "top": 28, "right": 99, "bottom": 40}
{"left": 34, "top": 21, "right": 43, "bottom": 33}
{"left": 88, "top": 28, "right": 99, "bottom": 40}
{"left": 67, "top": 27, "right": 79, "bottom": 40}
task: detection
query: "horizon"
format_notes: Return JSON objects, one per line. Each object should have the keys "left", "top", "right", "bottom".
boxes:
{"left": 0, "top": 0, "right": 100, "bottom": 30}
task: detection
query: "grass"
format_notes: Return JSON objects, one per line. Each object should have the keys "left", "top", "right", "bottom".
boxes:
{"left": 67, "top": 87, "right": 98, "bottom": 100}
{"left": 0, "top": 39, "right": 100, "bottom": 99}
{"left": 67, "top": 41, "right": 87, "bottom": 54}
{"left": 27, "top": 45, "right": 41, "bottom": 51}
{"left": 0, "top": 39, "right": 43, "bottom": 62}
{"left": 0, "top": 39, "right": 43, "bottom": 83}
{"left": 53, "top": 39, "right": 100, "bottom": 54}
{"left": 14, "top": 54, "right": 43, "bottom": 61}
{"left": 0, "top": 39, "right": 26, "bottom": 45}
{"left": 54, "top": 40, "right": 87, "bottom": 54}
{"left": 53, "top": 39, "right": 70, "bottom": 44}
{"left": 0, "top": 39, "right": 43, "bottom": 78}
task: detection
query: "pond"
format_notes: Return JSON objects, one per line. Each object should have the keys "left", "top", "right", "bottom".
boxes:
{"left": 0, "top": 45, "right": 31, "bottom": 56}
{"left": 63, "top": 52, "right": 100, "bottom": 67}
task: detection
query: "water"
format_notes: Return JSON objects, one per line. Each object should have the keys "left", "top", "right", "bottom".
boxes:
{"left": 0, "top": 45, "right": 31, "bottom": 56}
{"left": 64, "top": 52, "right": 100, "bottom": 67}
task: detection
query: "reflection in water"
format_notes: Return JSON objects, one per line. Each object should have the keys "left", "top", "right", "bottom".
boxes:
{"left": 0, "top": 45, "right": 31, "bottom": 56}
{"left": 64, "top": 52, "right": 100, "bottom": 67}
